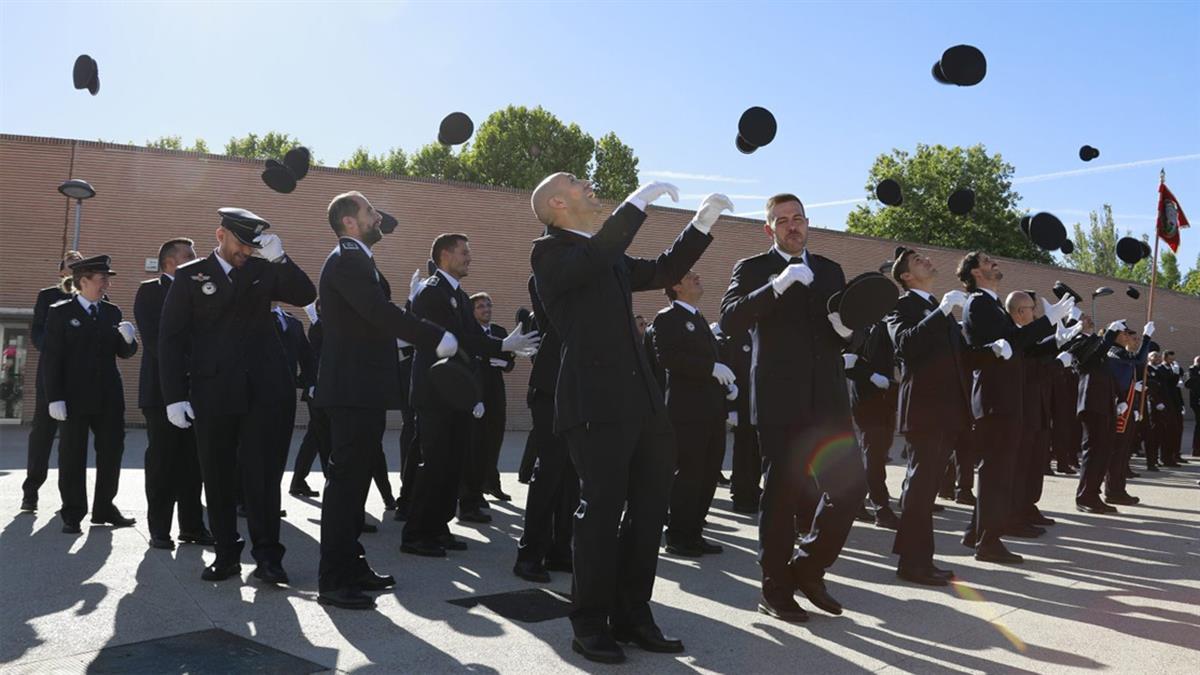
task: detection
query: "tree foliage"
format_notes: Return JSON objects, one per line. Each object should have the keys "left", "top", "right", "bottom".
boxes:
{"left": 409, "top": 142, "right": 475, "bottom": 182}
{"left": 846, "top": 144, "right": 1050, "bottom": 264}
{"left": 223, "top": 131, "right": 312, "bottom": 163}
{"left": 463, "top": 105, "right": 596, "bottom": 190}
{"left": 1179, "top": 253, "right": 1200, "bottom": 296}
{"left": 1063, "top": 205, "right": 1163, "bottom": 285}
{"left": 592, "top": 132, "right": 640, "bottom": 199}
{"left": 338, "top": 146, "right": 409, "bottom": 175}
{"left": 145, "top": 135, "right": 209, "bottom": 152}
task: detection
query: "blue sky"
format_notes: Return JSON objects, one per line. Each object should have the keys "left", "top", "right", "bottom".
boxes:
{"left": 2, "top": 1, "right": 1198, "bottom": 272}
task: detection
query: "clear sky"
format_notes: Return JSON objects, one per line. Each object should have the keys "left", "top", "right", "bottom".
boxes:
{"left": 2, "top": 1, "right": 1198, "bottom": 273}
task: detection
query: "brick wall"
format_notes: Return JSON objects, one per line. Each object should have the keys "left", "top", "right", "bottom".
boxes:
{"left": 3, "top": 134, "right": 1197, "bottom": 429}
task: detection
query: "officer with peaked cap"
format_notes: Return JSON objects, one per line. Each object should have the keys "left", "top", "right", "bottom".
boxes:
{"left": 43, "top": 255, "right": 139, "bottom": 533}
{"left": 158, "top": 207, "right": 316, "bottom": 584}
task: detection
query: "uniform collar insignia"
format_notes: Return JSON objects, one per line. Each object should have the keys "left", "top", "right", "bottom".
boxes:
{"left": 341, "top": 240, "right": 360, "bottom": 250}
{"left": 191, "top": 272, "right": 210, "bottom": 282}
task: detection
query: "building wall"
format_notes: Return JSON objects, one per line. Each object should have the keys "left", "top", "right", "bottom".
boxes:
{"left": 3, "top": 134, "right": 1198, "bottom": 429}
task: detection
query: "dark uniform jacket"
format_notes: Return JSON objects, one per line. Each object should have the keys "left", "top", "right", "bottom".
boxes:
{"left": 847, "top": 318, "right": 897, "bottom": 426}
{"left": 961, "top": 290, "right": 1053, "bottom": 420}
{"left": 1150, "top": 363, "right": 1185, "bottom": 411}
{"left": 304, "top": 320, "right": 323, "bottom": 402}
{"left": 652, "top": 302, "right": 726, "bottom": 424}
{"left": 274, "top": 309, "right": 316, "bottom": 393}
{"left": 643, "top": 323, "right": 667, "bottom": 394}
{"left": 159, "top": 250, "right": 316, "bottom": 416}
{"left": 409, "top": 269, "right": 505, "bottom": 409}
{"left": 527, "top": 275, "right": 561, "bottom": 399}
{"left": 1077, "top": 331, "right": 1119, "bottom": 420}
{"left": 719, "top": 248, "right": 852, "bottom": 428}
{"left": 43, "top": 297, "right": 138, "bottom": 413}
{"left": 723, "top": 328, "right": 754, "bottom": 421}
{"left": 134, "top": 275, "right": 173, "bottom": 408}
{"left": 1187, "top": 365, "right": 1200, "bottom": 408}
{"left": 531, "top": 203, "right": 711, "bottom": 434}
{"left": 885, "top": 290, "right": 972, "bottom": 435}
{"left": 33, "top": 284, "right": 73, "bottom": 395}
{"left": 313, "top": 238, "right": 443, "bottom": 410}
{"left": 476, "top": 322, "right": 515, "bottom": 410}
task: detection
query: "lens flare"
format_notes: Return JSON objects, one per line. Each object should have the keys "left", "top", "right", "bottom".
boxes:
{"left": 951, "top": 580, "right": 1028, "bottom": 652}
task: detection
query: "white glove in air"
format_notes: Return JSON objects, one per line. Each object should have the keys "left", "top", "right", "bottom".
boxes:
{"left": 502, "top": 322, "right": 541, "bottom": 354}
{"left": 828, "top": 312, "right": 853, "bottom": 340}
{"left": 938, "top": 290, "right": 969, "bottom": 316}
{"left": 1117, "top": 402, "right": 1129, "bottom": 416}
{"left": 1056, "top": 352, "right": 1074, "bottom": 368}
{"left": 1107, "top": 320, "right": 1128, "bottom": 333}
{"left": 842, "top": 353, "right": 859, "bottom": 370}
{"left": 1143, "top": 321, "right": 1155, "bottom": 338}
{"left": 689, "top": 194, "right": 734, "bottom": 235}
{"left": 627, "top": 182, "right": 680, "bottom": 208}
{"left": 726, "top": 383, "right": 739, "bottom": 401}
{"left": 409, "top": 269, "right": 423, "bottom": 301}
{"left": 1043, "top": 295, "right": 1075, "bottom": 325}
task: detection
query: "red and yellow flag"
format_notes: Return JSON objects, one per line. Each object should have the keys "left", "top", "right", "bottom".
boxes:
{"left": 1156, "top": 182, "right": 1189, "bottom": 253}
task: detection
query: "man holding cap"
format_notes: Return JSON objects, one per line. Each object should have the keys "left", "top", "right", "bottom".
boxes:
{"left": 42, "top": 255, "right": 139, "bottom": 533}
{"left": 159, "top": 208, "right": 316, "bottom": 584}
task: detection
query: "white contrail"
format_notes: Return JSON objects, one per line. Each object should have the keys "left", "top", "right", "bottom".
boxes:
{"left": 641, "top": 170, "right": 760, "bottom": 184}
{"left": 732, "top": 197, "right": 867, "bottom": 219}
{"left": 1014, "top": 153, "right": 1200, "bottom": 184}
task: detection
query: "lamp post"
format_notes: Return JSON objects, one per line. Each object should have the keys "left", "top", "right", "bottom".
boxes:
{"left": 57, "top": 179, "right": 96, "bottom": 251}
{"left": 1091, "top": 286, "right": 1113, "bottom": 324}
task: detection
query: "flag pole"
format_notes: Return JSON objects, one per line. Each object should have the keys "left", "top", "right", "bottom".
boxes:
{"left": 1139, "top": 169, "right": 1164, "bottom": 419}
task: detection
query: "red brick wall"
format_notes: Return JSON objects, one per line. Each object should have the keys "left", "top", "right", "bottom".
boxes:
{"left": 3, "top": 134, "right": 1197, "bottom": 429}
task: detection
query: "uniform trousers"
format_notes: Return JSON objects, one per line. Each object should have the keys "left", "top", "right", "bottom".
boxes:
{"left": 1076, "top": 412, "right": 1115, "bottom": 503}
{"left": 562, "top": 403, "right": 674, "bottom": 637}
{"left": 292, "top": 401, "right": 331, "bottom": 486}
{"left": 396, "top": 405, "right": 418, "bottom": 503}
{"left": 893, "top": 429, "right": 955, "bottom": 567}
{"left": 966, "top": 414, "right": 1019, "bottom": 546}
{"left": 757, "top": 422, "right": 866, "bottom": 600}
{"left": 318, "top": 406, "right": 386, "bottom": 591}
{"left": 1011, "top": 425, "right": 1050, "bottom": 524}
{"left": 403, "top": 403, "right": 470, "bottom": 544}
{"left": 516, "top": 390, "right": 576, "bottom": 565}
{"left": 1105, "top": 424, "right": 1137, "bottom": 498}
{"left": 58, "top": 404, "right": 125, "bottom": 523}
{"left": 458, "top": 409, "right": 497, "bottom": 512}
{"left": 666, "top": 413, "right": 725, "bottom": 546}
{"left": 1191, "top": 405, "right": 1200, "bottom": 454}
{"left": 1159, "top": 411, "right": 1184, "bottom": 464}
{"left": 941, "top": 428, "right": 975, "bottom": 498}
{"left": 729, "top": 421, "right": 761, "bottom": 508}
{"left": 22, "top": 383, "right": 60, "bottom": 504}
{"left": 143, "top": 405, "right": 205, "bottom": 538}
{"left": 856, "top": 419, "right": 894, "bottom": 514}
{"left": 517, "top": 430, "right": 538, "bottom": 484}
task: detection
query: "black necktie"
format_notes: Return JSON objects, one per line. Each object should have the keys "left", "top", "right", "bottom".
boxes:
{"left": 788, "top": 257, "right": 804, "bottom": 266}
{"left": 228, "top": 267, "right": 237, "bottom": 283}
{"left": 88, "top": 304, "right": 98, "bottom": 320}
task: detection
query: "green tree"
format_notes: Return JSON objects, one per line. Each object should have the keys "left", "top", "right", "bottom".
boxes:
{"left": 846, "top": 143, "right": 1050, "bottom": 263}
{"left": 409, "top": 142, "right": 474, "bottom": 182}
{"left": 1064, "top": 205, "right": 1154, "bottom": 283}
{"left": 463, "top": 105, "right": 595, "bottom": 190}
{"left": 1157, "top": 249, "right": 1181, "bottom": 290}
{"left": 145, "top": 135, "right": 209, "bottom": 152}
{"left": 339, "top": 146, "right": 409, "bottom": 175}
{"left": 1180, "top": 253, "right": 1200, "bottom": 296}
{"left": 224, "top": 131, "right": 312, "bottom": 163}
{"left": 591, "top": 132, "right": 639, "bottom": 199}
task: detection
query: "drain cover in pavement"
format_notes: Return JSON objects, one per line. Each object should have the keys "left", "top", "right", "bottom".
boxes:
{"left": 86, "top": 628, "right": 326, "bottom": 674}
{"left": 448, "top": 588, "right": 573, "bottom": 623}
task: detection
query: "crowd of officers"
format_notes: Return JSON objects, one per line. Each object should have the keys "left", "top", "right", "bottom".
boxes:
{"left": 20, "top": 181, "right": 1199, "bottom": 665}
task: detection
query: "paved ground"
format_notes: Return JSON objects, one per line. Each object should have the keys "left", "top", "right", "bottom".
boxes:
{"left": 1, "top": 423, "right": 1197, "bottom": 674}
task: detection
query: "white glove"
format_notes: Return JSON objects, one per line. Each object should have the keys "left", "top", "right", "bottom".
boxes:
{"left": 988, "top": 339, "right": 1013, "bottom": 361}
{"left": 307, "top": 386, "right": 315, "bottom": 398}
{"left": 771, "top": 263, "right": 814, "bottom": 295}
{"left": 938, "top": 290, "right": 969, "bottom": 316}
{"left": 1134, "top": 381, "right": 1144, "bottom": 392}
{"left": 408, "top": 269, "right": 422, "bottom": 301}
{"left": 1143, "top": 321, "right": 1155, "bottom": 338}
{"left": 1042, "top": 295, "right": 1075, "bottom": 325}
{"left": 726, "top": 411, "right": 738, "bottom": 428}
{"left": 1107, "top": 320, "right": 1127, "bottom": 333}
{"left": 709, "top": 321, "right": 722, "bottom": 336}
{"left": 435, "top": 332, "right": 458, "bottom": 358}
{"left": 116, "top": 321, "right": 136, "bottom": 344}
{"left": 1056, "top": 352, "right": 1074, "bottom": 368}
{"left": 488, "top": 357, "right": 508, "bottom": 368}
{"left": 48, "top": 401, "right": 67, "bottom": 421}
{"left": 303, "top": 302, "right": 318, "bottom": 324}
{"left": 166, "top": 401, "right": 194, "bottom": 429}
{"left": 689, "top": 193, "right": 734, "bottom": 235}
{"left": 842, "top": 353, "right": 859, "bottom": 370}
{"left": 1171, "top": 363, "right": 1180, "bottom": 374}
{"left": 501, "top": 322, "right": 541, "bottom": 354}
{"left": 1055, "top": 320, "right": 1084, "bottom": 347}
{"left": 254, "top": 234, "right": 286, "bottom": 262}
{"left": 869, "top": 373, "right": 889, "bottom": 389}
{"left": 1134, "top": 410, "right": 1142, "bottom": 422}
{"left": 627, "top": 182, "right": 680, "bottom": 208}
{"left": 472, "top": 402, "right": 485, "bottom": 419}
{"left": 1156, "top": 403, "right": 1165, "bottom": 411}
{"left": 1117, "top": 402, "right": 1129, "bottom": 416}
{"left": 726, "top": 383, "right": 739, "bottom": 401}
{"left": 1069, "top": 306, "right": 1082, "bottom": 322}
{"left": 712, "top": 362, "right": 736, "bottom": 386}
{"left": 828, "top": 312, "right": 854, "bottom": 340}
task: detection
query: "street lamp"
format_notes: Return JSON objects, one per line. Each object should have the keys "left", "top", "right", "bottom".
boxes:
{"left": 1091, "top": 286, "right": 1113, "bottom": 324}
{"left": 57, "top": 179, "right": 95, "bottom": 251}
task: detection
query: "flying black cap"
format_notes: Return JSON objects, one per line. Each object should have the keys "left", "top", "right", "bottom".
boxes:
{"left": 73, "top": 55, "right": 99, "bottom": 95}
{"left": 261, "top": 159, "right": 297, "bottom": 194}
{"left": 948, "top": 188, "right": 975, "bottom": 215}
{"left": 1028, "top": 212, "right": 1067, "bottom": 251}
{"left": 937, "top": 45, "right": 987, "bottom": 86}
{"left": 1126, "top": 285, "right": 1140, "bottom": 300}
{"left": 217, "top": 207, "right": 270, "bottom": 248}
{"left": 379, "top": 210, "right": 398, "bottom": 235}
{"left": 735, "top": 135, "right": 757, "bottom": 154}
{"left": 1116, "top": 236, "right": 1149, "bottom": 265}
{"left": 1052, "top": 280, "right": 1083, "bottom": 304}
{"left": 738, "top": 107, "right": 777, "bottom": 149}
{"left": 876, "top": 179, "right": 903, "bottom": 206}
{"left": 1079, "top": 145, "right": 1100, "bottom": 162}
{"left": 1060, "top": 239, "right": 1075, "bottom": 255}
{"left": 439, "top": 112, "right": 474, "bottom": 146}
{"left": 827, "top": 272, "right": 899, "bottom": 330}
{"left": 284, "top": 147, "right": 311, "bottom": 180}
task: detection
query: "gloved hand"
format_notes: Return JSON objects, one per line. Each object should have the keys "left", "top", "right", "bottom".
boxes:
{"left": 1069, "top": 306, "right": 1082, "bottom": 322}
{"left": 409, "top": 269, "right": 423, "bottom": 301}
{"left": 842, "top": 353, "right": 859, "bottom": 370}
{"left": 689, "top": 193, "right": 735, "bottom": 235}
{"left": 489, "top": 357, "right": 508, "bottom": 368}
{"left": 116, "top": 321, "right": 136, "bottom": 344}
{"left": 472, "top": 402, "right": 485, "bottom": 419}
{"left": 726, "top": 411, "right": 738, "bottom": 429}
{"left": 828, "top": 312, "right": 853, "bottom": 340}
{"left": 869, "top": 373, "right": 890, "bottom": 389}
{"left": 166, "top": 401, "right": 194, "bottom": 429}
{"left": 254, "top": 234, "right": 286, "bottom": 262}
{"left": 627, "top": 182, "right": 680, "bottom": 208}
{"left": 48, "top": 401, "right": 67, "bottom": 421}
{"left": 1156, "top": 403, "right": 1165, "bottom": 411}
{"left": 502, "top": 322, "right": 541, "bottom": 354}
{"left": 1055, "top": 320, "right": 1084, "bottom": 347}
{"left": 435, "top": 332, "right": 458, "bottom": 358}
{"left": 303, "top": 302, "right": 318, "bottom": 324}
{"left": 712, "top": 362, "right": 736, "bottom": 386}
{"left": 1056, "top": 351, "right": 1074, "bottom": 368}
{"left": 1171, "top": 362, "right": 1181, "bottom": 374}
{"left": 307, "top": 386, "right": 315, "bottom": 398}
{"left": 726, "top": 383, "right": 739, "bottom": 401}
{"left": 1134, "top": 381, "right": 1144, "bottom": 392}
{"left": 1117, "top": 402, "right": 1129, "bottom": 416}
{"left": 1042, "top": 295, "right": 1075, "bottom": 325}
{"left": 771, "top": 263, "right": 814, "bottom": 295}
{"left": 938, "top": 290, "right": 969, "bottom": 316}
{"left": 709, "top": 321, "right": 722, "bottom": 336}
{"left": 988, "top": 338, "right": 1013, "bottom": 361}
{"left": 1107, "top": 319, "right": 1128, "bottom": 333}
{"left": 1134, "top": 410, "right": 1142, "bottom": 422}
{"left": 1143, "top": 320, "right": 1155, "bottom": 338}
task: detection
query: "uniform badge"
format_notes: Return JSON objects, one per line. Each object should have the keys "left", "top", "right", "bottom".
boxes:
{"left": 69, "top": 318, "right": 81, "bottom": 327}
{"left": 450, "top": 296, "right": 458, "bottom": 309}
{"left": 685, "top": 321, "right": 695, "bottom": 332}
{"left": 201, "top": 282, "right": 217, "bottom": 296}
{"left": 341, "top": 240, "right": 359, "bottom": 251}
{"left": 742, "top": 344, "right": 751, "bottom": 352}
{"left": 191, "top": 272, "right": 210, "bottom": 282}
{"left": 426, "top": 275, "right": 440, "bottom": 286}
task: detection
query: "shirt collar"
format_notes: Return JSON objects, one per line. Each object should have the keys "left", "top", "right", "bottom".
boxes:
{"left": 563, "top": 228, "right": 593, "bottom": 239}
{"left": 437, "top": 268, "right": 461, "bottom": 290}
{"left": 213, "top": 249, "right": 234, "bottom": 276}
{"left": 979, "top": 287, "right": 999, "bottom": 302}
{"left": 772, "top": 245, "right": 808, "bottom": 266}
{"left": 163, "top": 272, "right": 175, "bottom": 281}
{"left": 911, "top": 288, "right": 934, "bottom": 304}
{"left": 340, "top": 236, "right": 374, "bottom": 258}
{"left": 673, "top": 300, "right": 699, "bottom": 315}
{"left": 76, "top": 295, "right": 97, "bottom": 312}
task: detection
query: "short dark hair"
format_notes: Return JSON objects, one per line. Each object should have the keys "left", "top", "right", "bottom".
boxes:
{"left": 956, "top": 251, "right": 984, "bottom": 292}
{"left": 765, "top": 193, "right": 803, "bottom": 224}
{"left": 327, "top": 191, "right": 364, "bottom": 234}
{"left": 72, "top": 269, "right": 101, "bottom": 286}
{"left": 431, "top": 233, "right": 469, "bottom": 266}
{"left": 157, "top": 237, "right": 194, "bottom": 269}
{"left": 470, "top": 292, "right": 492, "bottom": 305}
{"left": 1164, "top": 350, "right": 1175, "bottom": 358}
{"left": 892, "top": 248, "right": 916, "bottom": 289}
{"left": 665, "top": 286, "right": 678, "bottom": 301}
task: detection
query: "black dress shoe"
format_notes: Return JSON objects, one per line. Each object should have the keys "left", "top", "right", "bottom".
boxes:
{"left": 1177, "top": 457, "right": 1190, "bottom": 464}
{"left": 485, "top": 488, "right": 513, "bottom": 502}
{"left": 975, "top": 542, "right": 1023, "bottom": 564}
{"left": 318, "top": 588, "right": 376, "bottom": 610}
{"left": 361, "top": 523, "right": 378, "bottom": 534}
{"left": 874, "top": 509, "right": 900, "bottom": 530}
{"left": 253, "top": 562, "right": 289, "bottom": 585}
{"left": 289, "top": 483, "right": 319, "bottom": 497}
{"left": 1106, "top": 494, "right": 1141, "bottom": 506}
{"left": 20, "top": 500, "right": 36, "bottom": 513}
{"left": 961, "top": 531, "right": 977, "bottom": 549}
{"left": 392, "top": 501, "right": 409, "bottom": 521}
{"left": 1028, "top": 512, "right": 1056, "bottom": 526}
{"left": 457, "top": 509, "right": 492, "bottom": 524}
{"left": 436, "top": 533, "right": 468, "bottom": 551}
{"left": 148, "top": 537, "right": 176, "bottom": 550}
{"left": 937, "top": 489, "right": 954, "bottom": 500}
{"left": 664, "top": 541, "right": 704, "bottom": 557}
{"left": 400, "top": 540, "right": 447, "bottom": 557}
{"left": 178, "top": 530, "right": 216, "bottom": 546}
{"left": 757, "top": 595, "right": 808, "bottom": 622}
{"left": 513, "top": 560, "right": 551, "bottom": 583}
{"left": 62, "top": 522, "right": 82, "bottom": 535}
{"left": 854, "top": 505, "right": 874, "bottom": 523}
{"left": 571, "top": 634, "right": 625, "bottom": 664}
{"left": 202, "top": 562, "right": 242, "bottom": 581}
{"left": 697, "top": 539, "right": 724, "bottom": 554}
{"left": 954, "top": 493, "right": 976, "bottom": 506}
{"left": 930, "top": 563, "right": 955, "bottom": 579}
{"left": 1145, "top": 465, "right": 1160, "bottom": 472}
{"left": 355, "top": 570, "right": 396, "bottom": 591}
{"left": 716, "top": 473, "right": 731, "bottom": 487}
{"left": 1126, "top": 469, "right": 1141, "bottom": 478}
{"left": 1006, "top": 524, "right": 1043, "bottom": 538}
{"left": 1076, "top": 500, "right": 1118, "bottom": 514}
{"left": 1162, "top": 461, "right": 1181, "bottom": 467}
{"left": 544, "top": 558, "right": 573, "bottom": 573}
{"left": 612, "top": 623, "right": 684, "bottom": 653}
{"left": 897, "top": 565, "right": 950, "bottom": 586}
{"left": 795, "top": 577, "right": 843, "bottom": 615}
{"left": 92, "top": 510, "right": 136, "bottom": 528}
